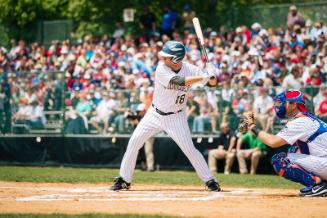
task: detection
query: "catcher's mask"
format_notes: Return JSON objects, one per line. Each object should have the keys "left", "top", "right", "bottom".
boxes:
{"left": 273, "top": 90, "right": 308, "bottom": 119}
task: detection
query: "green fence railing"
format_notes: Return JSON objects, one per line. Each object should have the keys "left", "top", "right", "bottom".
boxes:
{"left": 2, "top": 80, "right": 326, "bottom": 136}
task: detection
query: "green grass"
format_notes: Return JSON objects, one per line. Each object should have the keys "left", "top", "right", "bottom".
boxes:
{"left": 0, "top": 214, "right": 180, "bottom": 218}
{"left": 0, "top": 166, "right": 300, "bottom": 189}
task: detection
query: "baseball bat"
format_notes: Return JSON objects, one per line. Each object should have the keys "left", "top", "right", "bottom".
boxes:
{"left": 192, "top": 17, "right": 216, "bottom": 85}
{"left": 192, "top": 17, "right": 209, "bottom": 65}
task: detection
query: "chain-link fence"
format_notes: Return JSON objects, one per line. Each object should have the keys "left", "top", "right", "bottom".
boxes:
{"left": 0, "top": 71, "right": 65, "bottom": 135}
{"left": 3, "top": 81, "right": 326, "bottom": 136}
{"left": 38, "top": 20, "right": 74, "bottom": 47}
{"left": 228, "top": 1, "right": 327, "bottom": 29}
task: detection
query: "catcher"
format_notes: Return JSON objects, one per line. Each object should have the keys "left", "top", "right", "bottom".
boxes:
{"left": 239, "top": 90, "right": 327, "bottom": 197}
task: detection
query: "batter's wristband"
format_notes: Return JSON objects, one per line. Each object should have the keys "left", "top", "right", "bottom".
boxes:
{"left": 251, "top": 126, "right": 261, "bottom": 137}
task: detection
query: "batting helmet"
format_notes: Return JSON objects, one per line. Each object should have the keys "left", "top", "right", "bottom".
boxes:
{"left": 273, "top": 90, "right": 308, "bottom": 119}
{"left": 158, "top": 41, "right": 186, "bottom": 64}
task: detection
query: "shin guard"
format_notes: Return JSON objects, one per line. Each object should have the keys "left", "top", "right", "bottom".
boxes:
{"left": 271, "top": 153, "right": 322, "bottom": 187}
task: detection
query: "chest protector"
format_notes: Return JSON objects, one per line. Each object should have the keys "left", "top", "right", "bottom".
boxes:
{"left": 291, "top": 112, "right": 327, "bottom": 154}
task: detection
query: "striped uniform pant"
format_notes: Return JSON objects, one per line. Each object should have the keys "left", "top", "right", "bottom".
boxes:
{"left": 119, "top": 107, "right": 216, "bottom": 183}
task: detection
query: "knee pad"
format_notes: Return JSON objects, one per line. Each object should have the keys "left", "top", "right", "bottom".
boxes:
{"left": 271, "top": 153, "right": 287, "bottom": 176}
{"left": 271, "top": 153, "right": 321, "bottom": 186}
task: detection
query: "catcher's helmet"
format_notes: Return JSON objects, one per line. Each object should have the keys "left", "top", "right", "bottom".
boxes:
{"left": 273, "top": 90, "right": 308, "bottom": 119}
{"left": 158, "top": 40, "right": 186, "bottom": 64}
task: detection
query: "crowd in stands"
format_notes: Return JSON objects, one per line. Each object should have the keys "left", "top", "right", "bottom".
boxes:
{"left": 0, "top": 5, "right": 327, "bottom": 137}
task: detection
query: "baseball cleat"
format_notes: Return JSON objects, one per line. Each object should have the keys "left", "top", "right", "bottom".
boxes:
{"left": 110, "top": 176, "right": 131, "bottom": 191}
{"left": 299, "top": 186, "right": 312, "bottom": 196}
{"left": 205, "top": 179, "right": 221, "bottom": 192}
{"left": 303, "top": 182, "right": 327, "bottom": 197}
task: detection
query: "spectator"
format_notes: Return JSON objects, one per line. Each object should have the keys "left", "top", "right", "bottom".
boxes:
{"left": 215, "top": 90, "right": 230, "bottom": 121}
{"left": 208, "top": 122, "right": 237, "bottom": 175}
{"left": 111, "top": 92, "right": 130, "bottom": 133}
{"left": 287, "top": 5, "right": 305, "bottom": 31}
{"left": 75, "top": 92, "right": 93, "bottom": 130}
{"left": 0, "top": 85, "right": 4, "bottom": 133}
{"left": 139, "top": 6, "right": 157, "bottom": 42}
{"left": 187, "top": 93, "right": 200, "bottom": 131}
{"left": 253, "top": 88, "right": 274, "bottom": 132}
{"left": 70, "top": 87, "right": 81, "bottom": 108}
{"left": 305, "top": 66, "right": 321, "bottom": 87}
{"left": 316, "top": 88, "right": 327, "bottom": 122}
{"left": 65, "top": 106, "right": 88, "bottom": 134}
{"left": 90, "top": 92, "right": 116, "bottom": 134}
{"left": 282, "top": 65, "right": 303, "bottom": 90}
{"left": 236, "top": 130, "right": 267, "bottom": 174}
{"left": 207, "top": 90, "right": 219, "bottom": 133}
{"left": 13, "top": 98, "right": 30, "bottom": 130}
{"left": 193, "top": 98, "right": 215, "bottom": 133}
{"left": 26, "top": 100, "right": 46, "bottom": 129}
{"left": 161, "top": 4, "right": 178, "bottom": 38}
{"left": 313, "top": 86, "right": 327, "bottom": 107}
{"left": 139, "top": 79, "right": 153, "bottom": 109}
{"left": 181, "top": 4, "right": 196, "bottom": 32}
{"left": 112, "top": 22, "right": 125, "bottom": 39}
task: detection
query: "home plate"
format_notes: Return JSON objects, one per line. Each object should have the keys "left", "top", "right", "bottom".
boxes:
{"left": 13, "top": 187, "right": 261, "bottom": 202}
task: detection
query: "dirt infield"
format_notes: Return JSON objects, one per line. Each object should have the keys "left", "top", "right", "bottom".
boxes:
{"left": 0, "top": 182, "right": 326, "bottom": 218}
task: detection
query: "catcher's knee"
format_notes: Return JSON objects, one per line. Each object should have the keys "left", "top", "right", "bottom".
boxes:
{"left": 271, "top": 153, "right": 288, "bottom": 175}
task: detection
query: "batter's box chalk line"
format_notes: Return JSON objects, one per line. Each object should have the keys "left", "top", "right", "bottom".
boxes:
{"left": 15, "top": 188, "right": 261, "bottom": 202}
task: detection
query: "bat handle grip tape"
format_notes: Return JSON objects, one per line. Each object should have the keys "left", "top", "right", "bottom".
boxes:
{"left": 201, "top": 46, "right": 209, "bottom": 62}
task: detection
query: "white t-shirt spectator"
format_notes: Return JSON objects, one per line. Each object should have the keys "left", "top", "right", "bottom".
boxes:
{"left": 26, "top": 105, "right": 46, "bottom": 124}
{"left": 15, "top": 105, "right": 30, "bottom": 120}
{"left": 253, "top": 95, "right": 273, "bottom": 114}
{"left": 96, "top": 99, "right": 116, "bottom": 119}
{"left": 282, "top": 74, "right": 302, "bottom": 90}
{"left": 313, "top": 91, "right": 325, "bottom": 108}
{"left": 221, "top": 88, "right": 234, "bottom": 102}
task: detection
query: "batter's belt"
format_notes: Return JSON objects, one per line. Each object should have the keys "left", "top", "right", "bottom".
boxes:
{"left": 152, "top": 104, "right": 183, "bottom": 116}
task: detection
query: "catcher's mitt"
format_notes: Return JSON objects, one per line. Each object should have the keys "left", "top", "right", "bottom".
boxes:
{"left": 238, "top": 112, "right": 255, "bottom": 134}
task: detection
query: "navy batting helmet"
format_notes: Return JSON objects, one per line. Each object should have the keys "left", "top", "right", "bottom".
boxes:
{"left": 158, "top": 41, "right": 186, "bottom": 64}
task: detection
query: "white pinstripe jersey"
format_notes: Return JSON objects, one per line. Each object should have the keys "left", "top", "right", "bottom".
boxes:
{"left": 152, "top": 61, "right": 204, "bottom": 112}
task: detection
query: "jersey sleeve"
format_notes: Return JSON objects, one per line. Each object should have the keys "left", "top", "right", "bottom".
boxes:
{"left": 187, "top": 62, "right": 204, "bottom": 77}
{"left": 156, "top": 63, "right": 175, "bottom": 87}
{"left": 277, "top": 117, "right": 319, "bottom": 145}
{"left": 185, "top": 63, "right": 208, "bottom": 86}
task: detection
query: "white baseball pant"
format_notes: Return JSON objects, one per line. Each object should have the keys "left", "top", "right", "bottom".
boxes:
{"left": 119, "top": 107, "right": 216, "bottom": 183}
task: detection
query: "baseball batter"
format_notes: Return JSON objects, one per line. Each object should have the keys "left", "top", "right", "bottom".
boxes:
{"left": 239, "top": 90, "right": 327, "bottom": 197}
{"left": 111, "top": 41, "right": 220, "bottom": 191}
